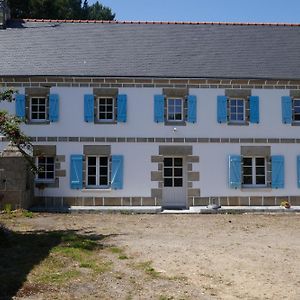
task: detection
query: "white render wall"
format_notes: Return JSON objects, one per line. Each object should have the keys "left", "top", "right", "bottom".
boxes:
{"left": 1, "top": 87, "right": 295, "bottom": 139}
{"left": 1, "top": 86, "right": 300, "bottom": 198}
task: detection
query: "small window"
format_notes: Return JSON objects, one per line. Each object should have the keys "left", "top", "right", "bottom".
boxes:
{"left": 86, "top": 156, "right": 110, "bottom": 188}
{"left": 167, "top": 98, "right": 184, "bottom": 122}
{"left": 163, "top": 157, "right": 183, "bottom": 187}
{"left": 293, "top": 98, "right": 300, "bottom": 122}
{"left": 36, "top": 156, "right": 55, "bottom": 181}
{"left": 229, "top": 98, "right": 245, "bottom": 123}
{"left": 30, "top": 97, "right": 47, "bottom": 122}
{"left": 242, "top": 156, "right": 266, "bottom": 187}
{"left": 97, "top": 97, "right": 115, "bottom": 122}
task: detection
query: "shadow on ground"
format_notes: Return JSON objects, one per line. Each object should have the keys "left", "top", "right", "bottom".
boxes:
{"left": 0, "top": 226, "right": 110, "bottom": 300}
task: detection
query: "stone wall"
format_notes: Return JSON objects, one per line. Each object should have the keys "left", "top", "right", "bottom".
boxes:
{"left": 0, "top": 144, "right": 34, "bottom": 210}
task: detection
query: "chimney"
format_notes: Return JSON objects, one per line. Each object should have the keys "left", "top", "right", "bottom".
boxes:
{"left": 0, "top": 0, "right": 10, "bottom": 29}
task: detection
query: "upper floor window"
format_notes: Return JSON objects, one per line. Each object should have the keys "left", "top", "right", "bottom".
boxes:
{"left": 217, "top": 92, "right": 259, "bottom": 125}
{"left": 167, "top": 98, "right": 184, "bottom": 122}
{"left": 84, "top": 90, "right": 127, "bottom": 123}
{"left": 293, "top": 98, "right": 300, "bottom": 122}
{"left": 229, "top": 98, "right": 245, "bottom": 123}
{"left": 97, "top": 97, "right": 115, "bottom": 122}
{"left": 15, "top": 89, "right": 59, "bottom": 124}
{"left": 30, "top": 97, "right": 47, "bottom": 122}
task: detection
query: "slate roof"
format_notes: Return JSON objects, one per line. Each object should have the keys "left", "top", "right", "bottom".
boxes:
{"left": 1, "top": 19, "right": 300, "bottom": 79}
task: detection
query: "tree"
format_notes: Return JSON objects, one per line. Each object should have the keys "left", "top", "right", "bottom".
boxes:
{"left": 0, "top": 89, "right": 35, "bottom": 171}
{"left": 7, "top": 0, "right": 115, "bottom": 20}
{"left": 87, "top": 1, "right": 115, "bottom": 20}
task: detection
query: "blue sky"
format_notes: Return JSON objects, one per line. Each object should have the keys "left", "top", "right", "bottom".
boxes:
{"left": 88, "top": 0, "right": 300, "bottom": 23}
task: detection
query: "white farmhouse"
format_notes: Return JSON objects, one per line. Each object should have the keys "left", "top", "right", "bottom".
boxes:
{"left": 1, "top": 9, "right": 300, "bottom": 208}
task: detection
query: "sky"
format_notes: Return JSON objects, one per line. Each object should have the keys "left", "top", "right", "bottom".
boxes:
{"left": 88, "top": 0, "right": 300, "bottom": 23}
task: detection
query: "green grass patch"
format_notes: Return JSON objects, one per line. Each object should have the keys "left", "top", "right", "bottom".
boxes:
{"left": 22, "top": 210, "right": 34, "bottom": 218}
{"left": 136, "top": 261, "right": 161, "bottom": 278}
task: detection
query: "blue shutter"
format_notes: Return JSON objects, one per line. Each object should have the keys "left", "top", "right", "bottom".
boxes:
{"left": 117, "top": 94, "right": 127, "bottom": 122}
{"left": 187, "top": 95, "right": 197, "bottom": 123}
{"left": 281, "top": 96, "right": 292, "bottom": 124}
{"left": 229, "top": 155, "right": 241, "bottom": 189}
{"left": 217, "top": 96, "right": 227, "bottom": 123}
{"left": 271, "top": 155, "right": 284, "bottom": 188}
{"left": 111, "top": 155, "right": 123, "bottom": 189}
{"left": 15, "top": 94, "right": 25, "bottom": 118}
{"left": 249, "top": 96, "right": 259, "bottom": 123}
{"left": 70, "top": 155, "right": 83, "bottom": 189}
{"left": 84, "top": 94, "right": 94, "bottom": 122}
{"left": 154, "top": 95, "right": 164, "bottom": 123}
{"left": 297, "top": 156, "right": 300, "bottom": 188}
{"left": 49, "top": 94, "right": 59, "bottom": 122}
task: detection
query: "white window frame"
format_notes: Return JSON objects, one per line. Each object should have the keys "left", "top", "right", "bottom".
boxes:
{"left": 228, "top": 98, "right": 246, "bottom": 123}
{"left": 166, "top": 97, "right": 184, "bottom": 122}
{"left": 96, "top": 96, "right": 115, "bottom": 122}
{"left": 86, "top": 155, "right": 110, "bottom": 189}
{"left": 35, "top": 156, "right": 55, "bottom": 182}
{"left": 293, "top": 98, "right": 300, "bottom": 123}
{"left": 30, "top": 96, "right": 48, "bottom": 122}
{"left": 242, "top": 156, "right": 267, "bottom": 187}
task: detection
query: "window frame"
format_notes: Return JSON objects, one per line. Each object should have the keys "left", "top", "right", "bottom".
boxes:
{"left": 292, "top": 98, "right": 300, "bottom": 123}
{"left": 242, "top": 156, "right": 267, "bottom": 188}
{"left": 166, "top": 97, "right": 184, "bottom": 122}
{"left": 228, "top": 97, "right": 246, "bottom": 124}
{"left": 35, "top": 156, "right": 55, "bottom": 182}
{"left": 86, "top": 155, "right": 111, "bottom": 189}
{"left": 29, "top": 96, "right": 48, "bottom": 123}
{"left": 96, "top": 96, "right": 115, "bottom": 123}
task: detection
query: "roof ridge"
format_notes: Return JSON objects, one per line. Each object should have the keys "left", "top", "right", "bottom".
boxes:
{"left": 14, "top": 19, "right": 300, "bottom": 27}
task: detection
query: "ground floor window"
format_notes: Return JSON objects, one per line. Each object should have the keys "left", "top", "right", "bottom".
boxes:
{"left": 36, "top": 156, "right": 55, "bottom": 181}
{"left": 86, "top": 156, "right": 110, "bottom": 188}
{"left": 242, "top": 156, "right": 266, "bottom": 187}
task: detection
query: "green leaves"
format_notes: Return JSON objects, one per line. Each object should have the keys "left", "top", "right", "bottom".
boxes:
{"left": 8, "top": 0, "right": 115, "bottom": 20}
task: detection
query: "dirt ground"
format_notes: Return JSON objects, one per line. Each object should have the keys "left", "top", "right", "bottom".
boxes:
{"left": 1, "top": 212, "right": 300, "bottom": 300}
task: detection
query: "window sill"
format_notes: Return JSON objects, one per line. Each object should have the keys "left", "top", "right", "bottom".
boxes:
{"left": 94, "top": 120, "right": 117, "bottom": 125}
{"left": 164, "top": 121, "right": 186, "bottom": 126}
{"left": 227, "top": 122, "right": 249, "bottom": 126}
{"left": 241, "top": 187, "right": 272, "bottom": 192}
{"left": 81, "top": 188, "right": 112, "bottom": 192}
{"left": 26, "top": 120, "right": 50, "bottom": 125}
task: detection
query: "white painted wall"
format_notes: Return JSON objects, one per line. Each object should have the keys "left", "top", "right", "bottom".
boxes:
{"left": 1, "top": 86, "right": 300, "bottom": 198}
{"left": 0, "top": 86, "right": 297, "bottom": 138}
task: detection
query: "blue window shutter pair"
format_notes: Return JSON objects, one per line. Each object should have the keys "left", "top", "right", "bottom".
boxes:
{"left": 15, "top": 94, "right": 26, "bottom": 118}
{"left": 229, "top": 155, "right": 284, "bottom": 189}
{"left": 84, "top": 94, "right": 127, "bottom": 122}
{"left": 49, "top": 94, "right": 59, "bottom": 122}
{"left": 111, "top": 155, "right": 124, "bottom": 189}
{"left": 154, "top": 95, "right": 165, "bottom": 122}
{"left": 249, "top": 96, "right": 259, "bottom": 123}
{"left": 187, "top": 95, "right": 197, "bottom": 123}
{"left": 117, "top": 94, "right": 127, "bottom": 122}
{"left": 217, "top": 96, "right": 227, "bottom": 123}
{"left": 70, "top": 155, "right": 83, "bottom": 189}
{"left": 154, "top": 94, "right": 197, "bottom": 123}
{"left": 217, "top": 96, "right": 259, "bottom": 123}
{"left": 70, "top": 154, "right": 124, "bottom": 189}
{"left": 15, "top": 93, "right": 59, "bottom": 122}
{"left": 271, "top": 156, "right": 284, "bottom": 188}
{"left": 281, "top": 96, "right": 292, "bottom": 124}
{"left": 84, "top": 94, "right": 94, "bottom": 122}
{"left": 228, "top": 155, "right": 242, "bottom": 188}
